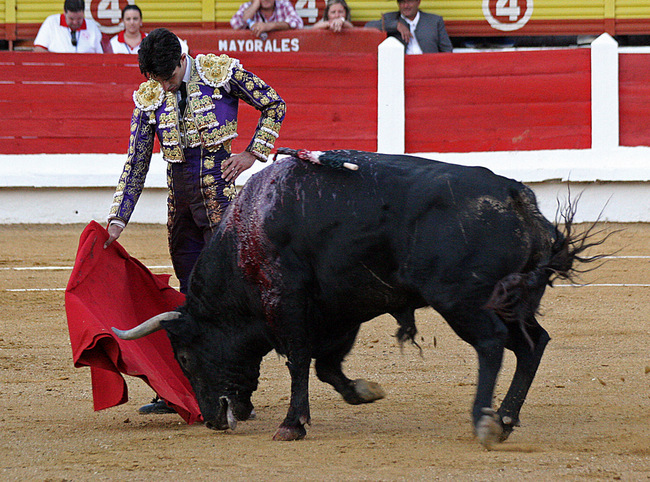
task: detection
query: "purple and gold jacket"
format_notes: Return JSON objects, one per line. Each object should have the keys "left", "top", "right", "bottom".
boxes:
{"left": 108, "top": 53, "right": 285, "bottom": 225}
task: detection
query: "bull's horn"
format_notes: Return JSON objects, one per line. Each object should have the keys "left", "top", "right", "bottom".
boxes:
{"left": 111, "top": 311, "right": 181, "bottom": 340}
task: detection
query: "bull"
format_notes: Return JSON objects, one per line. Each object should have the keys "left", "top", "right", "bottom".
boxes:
{"left": 113, "top": 149, "right": 596, "bottom": 448}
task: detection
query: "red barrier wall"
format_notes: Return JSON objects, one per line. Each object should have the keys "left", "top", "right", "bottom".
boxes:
{"left": 230, "top": 52, "right": 378, "bottom": 153}
{"left": 0, "top": 50, "right": 378, "bottom": 154}
{"left": 619, "top": 53, "right": 650, "bottom": 147}
{"left": 0, "top": 54, "right": 141, "bottom": 154}
{"left": 2, "top": 48, "right": 649, "bottom": 156}
{"left": 404, "top": 49, "right": 592, "bottom": 153}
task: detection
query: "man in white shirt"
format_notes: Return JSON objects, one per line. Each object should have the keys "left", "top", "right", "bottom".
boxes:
{"left": 370, "top": 0, "right": 452, "bottom": 54}
{"left": 34, "top": 0, "right": 103, "bottom": 53}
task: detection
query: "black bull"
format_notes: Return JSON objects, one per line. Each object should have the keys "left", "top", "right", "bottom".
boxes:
{"left": 114, "top": 150, "right": 593, "bottom": 448}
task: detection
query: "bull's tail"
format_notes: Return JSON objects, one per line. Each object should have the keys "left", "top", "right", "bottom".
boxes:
{"left": 485, "top": 198, "right": 609, "bottom": 348}
{"left": 276, "top": 148, "right": 359, "bottom": 171}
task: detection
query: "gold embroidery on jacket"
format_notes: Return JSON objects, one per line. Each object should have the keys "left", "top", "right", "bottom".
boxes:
{"left": 133, "top": 79, "right": 164, "bottom": 111}
{"left": 194, "top": 111, "right": 219, "bottom": 130}
{"left": 223, "top": 184, "right": 237, "bottom": 201}
{"left": 162, "top": 145, "right": 183, "bottom": 162}
{"left": 190, "top": 94, "right": 215, "bottom": 114}
{"left": 196, "top": 53, "right": 237, "bottom": 87}
{"left": 202, "top": 120, "right": 238, "bottom": 147}
{"left": 162, "top": 129, "right": 180, "bottom": 147}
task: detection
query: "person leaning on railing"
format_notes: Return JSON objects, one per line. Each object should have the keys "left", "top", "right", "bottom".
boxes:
{"left": 366, "top": 0, "right": 452, "bottom": 54}
{"left": 230, "top": 0, "right": 303, "bottom": 39}
{"left": 312, "top": 0, "right": 354, "bottom": 33}
{"left": 33, "top": 0, "right": 103, "bottom": 53}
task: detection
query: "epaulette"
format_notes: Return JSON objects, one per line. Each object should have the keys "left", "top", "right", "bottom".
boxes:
{"left": 196, "top": 53, "right": 241, "bottom": 89}
{"left": 133, "top": 79, "right": 164, "bottom": 112}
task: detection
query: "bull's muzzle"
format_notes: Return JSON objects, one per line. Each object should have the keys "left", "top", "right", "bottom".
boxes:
{"left": 205, "top": 397, "right": 238, "bottom": 431}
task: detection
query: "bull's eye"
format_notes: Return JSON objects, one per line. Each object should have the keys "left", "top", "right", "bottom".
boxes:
{"left": 177, "top": 353, "right": 190, "bottom": 369}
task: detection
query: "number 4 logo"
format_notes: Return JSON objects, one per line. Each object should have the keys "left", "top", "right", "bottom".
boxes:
{"left": 483, "top": 0, "right": 533, "bottom": 32}
{"left": 87, "top": 0, "right": 131, "bottom": 34}
{"left": 497, "top": 0, "right": 520, "bottom": 21}
{"left": 295, "top": 0, "right": 320, "bottom": 24}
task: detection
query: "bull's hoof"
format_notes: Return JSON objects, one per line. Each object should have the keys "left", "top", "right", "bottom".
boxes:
{"left": 272, "top": 424, "right": 306, "bottom": 441}
{"left": 498, "top": 415, "right": 517, "bottom": 442}
{"left": 205, "top": 420, "right": 230, "bottom": 431}
{"left": 476, "top": 408, "right": 504, "bottom": 450}
{"left": 352, "top": 379, "right": 386, "bottom": 403}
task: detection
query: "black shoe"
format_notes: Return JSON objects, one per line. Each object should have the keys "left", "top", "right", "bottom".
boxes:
{"left": 138, "top": 397, "right": 176, "bottom": 415}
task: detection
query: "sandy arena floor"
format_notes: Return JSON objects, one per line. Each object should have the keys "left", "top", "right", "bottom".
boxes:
{"left": 0, "top": 222, "right": 648, "bottom": 480}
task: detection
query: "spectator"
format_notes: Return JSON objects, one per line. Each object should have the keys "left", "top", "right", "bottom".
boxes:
{"left": 104, "top": 28, "right": 285, "bottom": 414}
{"left": 108, "top": 4, "right": 189, "bottom": 55}
{"left": 312, "top": 0, "right": 353, "bottom": 32}
{"left": 368, "top": 0, "right": 452, "bottom": 54}
{"left": 33, "top": 0, "right": 103, "bottom": 53}
{"left": 230, "top": 0, "right": 303, "bottom": 38}
{"left": 109, "top": 4, "right": 145, "bottom": 54}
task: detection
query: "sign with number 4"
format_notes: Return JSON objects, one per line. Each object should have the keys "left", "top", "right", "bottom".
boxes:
{"left": 483, "top": 0, "right": 533, "bottom": 32}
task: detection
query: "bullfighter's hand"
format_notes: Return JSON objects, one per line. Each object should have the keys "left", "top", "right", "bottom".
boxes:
{"left": 222, "top": 151, "right": 256, "bottom": 183}
{"left": 397, "top": 21, "right": 411, "bottom": 43}
{"left": 104, "top": 223, "right": 124, "bottom": 249}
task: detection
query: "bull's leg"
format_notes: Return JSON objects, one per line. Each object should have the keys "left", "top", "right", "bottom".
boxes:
{"left": 446, "top": 311, "right": 508, "bottom": 449}
{"left": 272, "top": 348, "right": 312, "bottom": 441}
{"left": 497, "top": 317, "right": 550, "bottom": 441}
{"left": 314, "top": 327, "right": 385, "bottom": 405}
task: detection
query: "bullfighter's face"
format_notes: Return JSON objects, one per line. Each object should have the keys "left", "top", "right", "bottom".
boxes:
{"left": 162, "top": 313, "right": 264, "bottom": 430}
{"left": 150, "top": 53, "right": 187, "bottom": 94}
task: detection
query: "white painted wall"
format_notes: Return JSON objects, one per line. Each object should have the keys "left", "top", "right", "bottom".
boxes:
{"left": 1, "top": 146, "right": 648, "bottom": 224}
{"left": 0, "top": 152, "right": 269, "bottom": 224}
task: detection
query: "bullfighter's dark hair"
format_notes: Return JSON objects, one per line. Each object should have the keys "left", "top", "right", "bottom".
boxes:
{"left": 122, "top": 4, "right": 143, "bottom": 20}
{"left": 138, "top": 28, "right": 182, "bottom": 80}
{"left": 64, "top": 0, "right": 84, "bottom": 13}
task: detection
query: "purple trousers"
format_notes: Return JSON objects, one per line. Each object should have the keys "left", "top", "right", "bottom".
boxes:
{"left": 167, "top": 146, "right": 232, "bottom": 294}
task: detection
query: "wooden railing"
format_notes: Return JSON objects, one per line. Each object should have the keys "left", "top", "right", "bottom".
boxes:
{"left": 2, "top": 35, "right": 650, "bottom": 157}
{"left": 0, "top": 32, "right": 382, "bottom": 155}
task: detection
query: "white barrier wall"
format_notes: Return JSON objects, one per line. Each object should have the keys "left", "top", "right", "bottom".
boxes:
{"left": 2, "top": 146, "right": 649, "bottom": 224}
